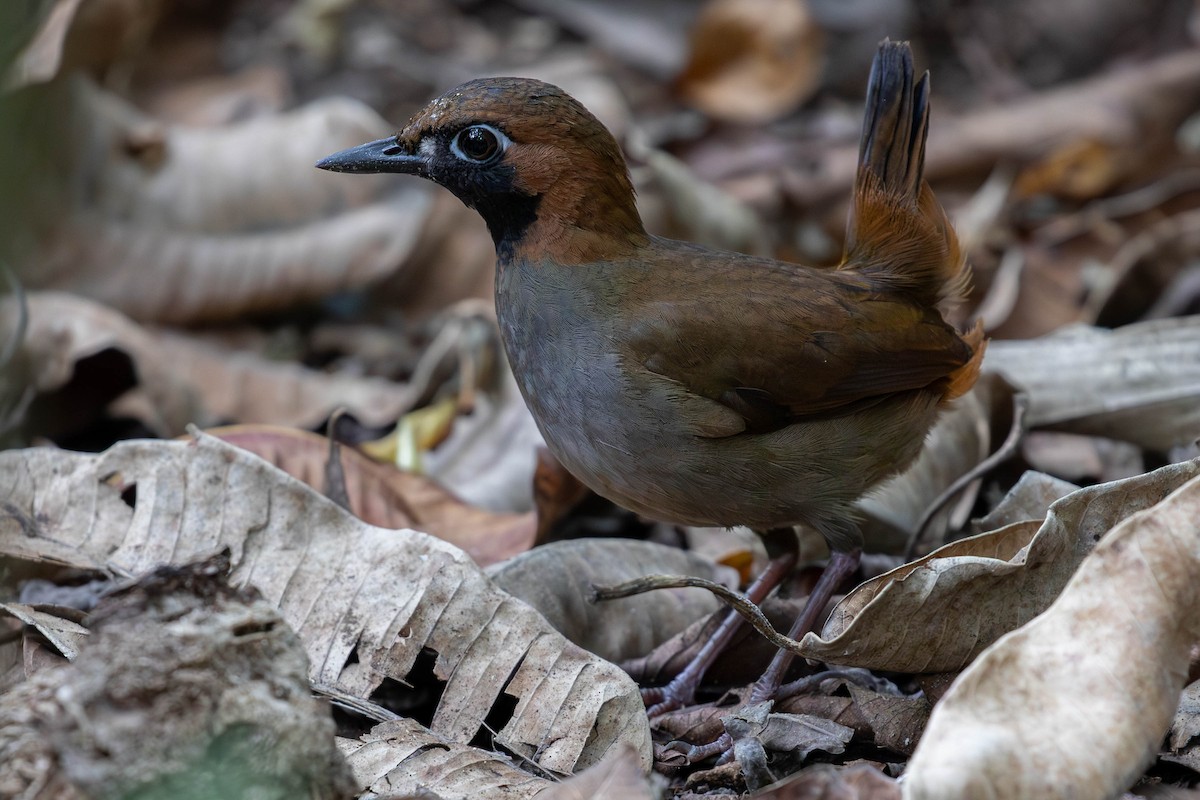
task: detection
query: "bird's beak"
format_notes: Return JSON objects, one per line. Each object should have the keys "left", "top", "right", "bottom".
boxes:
{"left": 315, "top": 137, "right": 422, "bottom": 174}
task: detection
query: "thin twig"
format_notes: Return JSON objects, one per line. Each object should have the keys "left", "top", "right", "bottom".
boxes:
{"left": 1035, "top": 169, "right": 1200, "bottom": 247}
{"left": 592, "top": 575, "right": 808, "bottom": 655}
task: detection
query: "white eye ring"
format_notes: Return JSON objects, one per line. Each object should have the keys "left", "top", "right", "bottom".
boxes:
{"left": 450, "top": 124, "right": 511, "bottom": 164}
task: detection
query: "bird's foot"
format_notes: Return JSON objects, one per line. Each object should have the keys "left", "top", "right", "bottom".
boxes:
{"left": 642, "top": 672, "right": 705, "bottom": 717}
{"left": 660, "top": 732, "right": 734, "bottom": 766}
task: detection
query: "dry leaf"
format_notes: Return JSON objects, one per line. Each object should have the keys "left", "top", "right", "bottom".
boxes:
{"left": 209, "top": 424, "right": 536, "bottom": 567}
{"left": 754, "top": 763, "right": 900, "bottom": 799}
{"left": 423, "top": 367, "right": 546, "bottom": 513}
{"left": 0, "top": 292, "right": 417, "bottom": 437}
{"left": 904, "top": 473, "right": 1200, "bottom": 799}
{"left": 632, "top": 145, "right": 772, "bottom": 257}
{"left": 967, "top": 469, "right": 1079, "bottom": 534}
{"left": 1014, "top": 137, "right": 1133, "bottom": 200}
{"left": 800, "top": 458, "right": 1200, "bottom": 673}
{"left": 13, "top": 75, "right": 430, "bottom": 324}
{"left": 726, "top": 703, "right": 853, "bottom": 791}
{"left": 677, "top": 0, "right": 824, "bottom": 124}
{"left": 0, "top": 604, "right": 89, "bottom": 663}
{"left": 844, "top": 684, "right": 930, "bottom": 756}
{"left": 487, "top": 538, "right": 738, "bottom": 662}
{"left": 536, "top": 742, "right": 655, "bottom": 800}
{"left": 338, "top": 717, "right": 549, "bottom": 799}
{"left": 985, "top": 316, "right": 1200, "bottom": 452}
{"left": 0, "top": 434, "right": 652, "bottom": 774}
{"left": 338, "top": 720, "right": 653, "bottom": 800}
{"left": 2, "top": 0, "right": 83, "bottom": 89}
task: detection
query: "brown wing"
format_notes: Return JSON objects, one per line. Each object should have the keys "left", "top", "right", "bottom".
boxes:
{"left": 620, "top": 243, "right": 973, "bottom": 436}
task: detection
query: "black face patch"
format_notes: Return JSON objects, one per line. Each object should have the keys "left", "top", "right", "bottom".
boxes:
{"left": 424, "top": 133, "right": 540, "bottom": 260}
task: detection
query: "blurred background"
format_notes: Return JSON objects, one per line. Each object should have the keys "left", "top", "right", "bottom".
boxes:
{"left": 2, "top": 0, "right": 1199, "bottom": 540}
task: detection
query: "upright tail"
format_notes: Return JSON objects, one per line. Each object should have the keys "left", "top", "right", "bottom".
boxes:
{"left": 841, "top": 40, "right": 967, "bottom": 310}
{"left": 843, "top": 40, "right": 984, "bottom": 403}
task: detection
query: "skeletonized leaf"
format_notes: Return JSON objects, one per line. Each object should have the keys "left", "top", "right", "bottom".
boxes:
{"left": 985, "top": 316, "right": 1200, "bottom": 451}
{"left": 0, "top": 435, "right": 651, "bottom": 774}
{"left": 488, "top": 538, "right": 737, "bottom": 663}
{"left": 904, "top": 473, "right": 1200, "bottom": 799}
{"left": 800, "top": 458, "right": 1200, "bottom": 673}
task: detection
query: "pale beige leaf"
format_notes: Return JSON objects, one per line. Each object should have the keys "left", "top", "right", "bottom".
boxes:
{"left": 1169, "top": 680, "right": 1200, "bottom": 751}
{"left": 488, "top": 538, "right": 738, "bottom": 663}
{"left": 800, "top": 458, "right": 1200, "bottom": 673}
{"left": 15, "top": 76, "right": 430, "bottom": 324}
{"left": 904, "top": 473, "right": 1200, "bottom": 800}
{"left": 0, "top": 435, "right": 652, "bottom": 774}
{"left": 985, "top": 316, "right": 1200, "bottom": 451}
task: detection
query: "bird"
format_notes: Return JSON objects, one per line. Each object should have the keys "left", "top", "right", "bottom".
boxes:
{"left": 318, "top": 40, "right": 984, "bottom": 758}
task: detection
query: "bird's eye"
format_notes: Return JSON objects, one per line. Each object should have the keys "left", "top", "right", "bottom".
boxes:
{"left": 450, "top": 124, "right": 508, "bottom": 164}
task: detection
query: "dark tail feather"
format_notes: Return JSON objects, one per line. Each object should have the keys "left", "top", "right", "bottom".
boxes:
{"left": 857, "top": 41, "right": 929, "bottom": 203}
{"left": 842, "top": 40, "right": 967, "bottom": 309}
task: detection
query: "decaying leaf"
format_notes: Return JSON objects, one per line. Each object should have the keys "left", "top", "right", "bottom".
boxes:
{"left": 800, "top": 458, "right": 1200, "bottom": 673}
{"left": 985, "top": 317, "right": 1200, "bottom": 452}
{"left": 488, "top": 538, "right": 738, "bottom": 663}
{"left": 0, "top": 435, "right": 652, "bottom": 774}
{"left": 338, "top": 717, "right": 548, "bottom": 799}
{"left": 904, "top": 473, "right": 1200, "bottom": 799}
{"left": 209, "top": 424, "right": 537, "bottom": 567}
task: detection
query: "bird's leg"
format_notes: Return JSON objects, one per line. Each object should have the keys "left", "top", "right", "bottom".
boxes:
{"left": 745, "top": 546, "right": 861, "bottom": 706}
{"left": 643, "top": 528, "right": 797, "bottom": 717}
{"left": 671, "top": 547, "right": 862, "bottom": 765}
